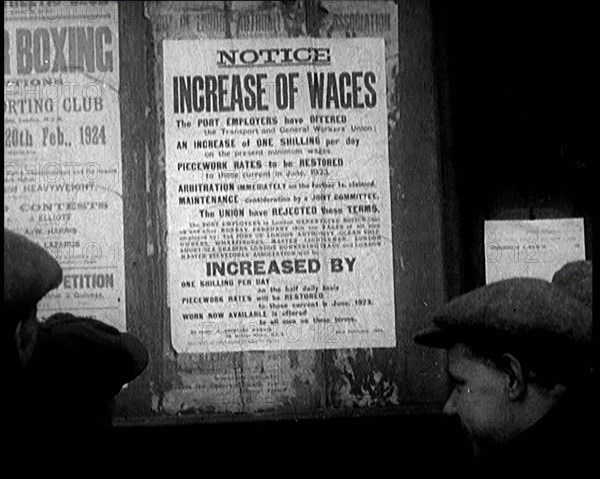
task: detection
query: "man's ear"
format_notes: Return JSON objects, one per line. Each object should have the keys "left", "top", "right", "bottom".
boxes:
{"left": 500, "top": 353, "right": 526, "bottom": 400}
{"left": 14, "top": 308, "right": 39, "bottom": 366}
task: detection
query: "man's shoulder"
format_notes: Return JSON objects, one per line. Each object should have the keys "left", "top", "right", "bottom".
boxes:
{"left": 472, "top": 402, "right": 592, "bottom": 476}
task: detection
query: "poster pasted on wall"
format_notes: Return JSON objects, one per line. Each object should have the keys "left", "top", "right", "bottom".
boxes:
{"left": 4, "top": 1, "right": 127, "bottom": 330}
{"left": 163, "top": 38, "right": 396, "bottom": 352}
{"left": 484, "top": 218, "right": 586, "bottom": 283}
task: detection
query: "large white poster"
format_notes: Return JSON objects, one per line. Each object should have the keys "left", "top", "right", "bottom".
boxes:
{"left": 163, "top": 38, "right": 395, "bottom": 352}
{"left": 4, "top": 1, "right": 127, "bottom": 330}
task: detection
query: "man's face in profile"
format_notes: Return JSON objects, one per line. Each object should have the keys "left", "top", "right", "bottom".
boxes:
{"left": 443, "top": 343, "right": 512, "bottom": 456}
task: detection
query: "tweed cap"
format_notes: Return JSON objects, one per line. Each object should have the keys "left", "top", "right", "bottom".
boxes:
{"left": 4, "top": 228, "right": 63, "bottom": 311}
{"left": 414, "top": 277, "right": 592, "bottom": 350}
{"left": 552, "top": 260, "right": 592, "bottom": 310}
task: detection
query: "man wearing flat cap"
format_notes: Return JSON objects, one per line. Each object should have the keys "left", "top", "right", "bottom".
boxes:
{"left": 5, "top": 228, "right": 63, "bottom": 377}
{"left": 415, "top": 263, "right": 593, "bottom": 473}
{"left": 552, "top": 260, "right": 592, "bottom": 309}
{"left": 4, "top": 228, "right": 149, "bottom": 437}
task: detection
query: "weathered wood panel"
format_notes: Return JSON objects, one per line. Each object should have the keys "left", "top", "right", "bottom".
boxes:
{"left": 115, "top": 0, "right": 448, "bottom": 425}
{"left": 114, "top": 1, "right": 160, "bottom": 419}
{"left": 316, "top": 0, "right": 448, "bottom": 411}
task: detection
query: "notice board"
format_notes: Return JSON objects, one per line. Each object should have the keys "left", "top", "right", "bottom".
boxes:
{"left": 4, "top": 1, "right": 128, "bottom": 330}
{"left": 109, "top": 0, "right": 448, "bottom": 424}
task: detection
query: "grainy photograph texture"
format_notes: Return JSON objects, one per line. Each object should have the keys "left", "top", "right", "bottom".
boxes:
{"left": 3, "top": 1, "right": 592, "bottom": 472}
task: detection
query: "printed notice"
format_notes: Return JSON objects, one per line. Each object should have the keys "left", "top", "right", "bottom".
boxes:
{"left": 163, "top": 38, "right": 396, "bottom": 352}
{"left": 4, "top": 1, "right": 127, "bottom": 330}
{"left": 484, "top": 218, "right": 586, "bottom": 283}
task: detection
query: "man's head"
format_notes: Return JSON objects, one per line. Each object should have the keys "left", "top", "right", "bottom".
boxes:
{"left": 21, "top": 312, "right": 149, "bottom": 430}
{"left": 4, "top": 229, "right": 63, "bottom": 369}
{"left": 552, "top": 260, "right": 592, "bottom": 309}
{"left": 415, "top": 276, "right": 592, "bottom": 456}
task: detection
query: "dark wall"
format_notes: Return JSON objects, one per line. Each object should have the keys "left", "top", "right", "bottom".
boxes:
{"left": 110, "top": 412, "right": 471, "bottom": 470}
{"left": 433, "top": 2, "right": 593, "bottom": 292}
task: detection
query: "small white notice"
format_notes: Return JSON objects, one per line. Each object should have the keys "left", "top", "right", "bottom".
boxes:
{"left": 484, "top": 218, "right": 586, "bottom": 283}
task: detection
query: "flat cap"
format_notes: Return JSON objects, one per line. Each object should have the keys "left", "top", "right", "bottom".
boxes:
{"left": 414, "top": 277, "right": 592, "bottom": 350}
{"left": 24, "top": 313, "right": 149, "bottom": 400}
{"left": 4, "top": 228, "right": 63, "bottom": 310}
{"left": 552, "top": 260, "right": 592, "bottom": 309}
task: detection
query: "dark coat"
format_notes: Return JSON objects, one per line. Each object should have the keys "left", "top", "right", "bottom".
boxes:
{"left": 469, "top": 393, "right": 594, "bottom": 477}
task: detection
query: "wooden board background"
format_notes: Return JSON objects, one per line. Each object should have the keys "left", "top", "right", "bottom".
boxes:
{"left": 114, "top": 0, "right": 450, "bottom": 426}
